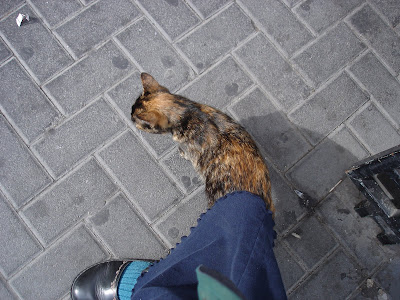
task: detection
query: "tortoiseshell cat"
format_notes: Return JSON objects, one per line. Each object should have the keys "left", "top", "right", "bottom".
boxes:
{"left": 131, "top": 73, "right": 275, "bottom": 215}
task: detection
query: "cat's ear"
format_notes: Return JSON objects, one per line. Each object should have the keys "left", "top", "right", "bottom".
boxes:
{"left": 141, "top": 73, "right": 169, "bottom": 94}
{"left": 136, "top": 110, "right": 169, "bottom": 131}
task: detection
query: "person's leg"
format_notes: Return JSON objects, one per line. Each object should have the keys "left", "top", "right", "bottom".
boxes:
{"left": 131, "top": 191, "right": 286, "bottom": 300}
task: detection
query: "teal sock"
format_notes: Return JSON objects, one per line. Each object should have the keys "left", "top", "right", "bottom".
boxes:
{"left": 117, "top": 261, "right": 152, "bottom": 300}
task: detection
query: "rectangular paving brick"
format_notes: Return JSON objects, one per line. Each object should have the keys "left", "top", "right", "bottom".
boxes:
{"left": 289, "top": 72, "right": 368, "bottom": 145}
{"left": 286, "top": 126, "right": 368, "bottom": 200}
{"left": 273, "top": 242, "right": 305, "bottom": 291}
{"left": 98, "top": 130, "right": 183, "bottom": 220}
{"left": 190, "top": 0, "right": 231, "bottom": 18}
{"left": 0, "top": 115, "right": 51, "bottom": 208}
{"left": 32, "top": 99, "right": 125, "bottom": 178}
{"left": 293, "top": 23, "right": 365, "bottom": 86}
{"left": 289, "top": 250, "right": 362, "bottom": 299}
{"left": 161, "top": 148, "right": 202, "bottom": 193}
{"left": 375, "top": 257, "right": 400, "bottom": 298}
{"left": 294, "top": 0, "right": 363, "bottom": 33}
{"left": 269, "top": 167, "right": 306, "bottom": 233}
{"left": 10, "top": 225, "right": 107, "bottom": 300}
{"left": 318, "top": 179, "right": 386, "bottom": 271}
{"left": 0, "top": 5, "right": 73, "bottom": 83}
{"left": 0, "top": 0, "right": 24, "bottom": 18}
{"left": 44, "top": 41, "right": 134, "bottom": 116}
{"left": 235, "top": 34, "right": 311, "bottom": 110}
{"left": 155, "top": 189, "right": 208, "bottom": 246}
{"left": 138, "top": 0, "right": 200, "bottom": 40}
{"left": 0, "top": 59, "right": 60, "bottom": 143}
{"left": 106, "top": 71, "right": 176, "bottom": 157}
{"left": 239, "top": 0, "right": 313, "bottom": 56}
{"left": 0, "top": 192, "right": 41, "bottom": 277}
{"left": 0, "top": 278, "right": 14, "bottom": 300}
{"left": 30, "top": 0, "right": 82, "bottom": 27}
{"left": 350, "top": 5, "right": 400, "bottom": 73}
{"left": 180, "top": 56, "right": 253, "bottom": 109}
{"left": 176, "top": 4, "right": 254, "bottom": 72}
{"left": 89, "top": 193, "right": 167, "bottom": 258}
{"left": 348, "top": 103, "right": 400, "bottom": 154}
{"left": 22, "top": 159, "right": 118, "bottom": 244}
{"left": 231, "top": 88, "right": 311, "bottom": 171}
{"left": 350, "top": 52, "right": 400, "bottom": 126}
{"left": 285, "top": 216, "right": 338, "bottom": 268}
{"left": 0, "top": 38, "right": 11, "bottom": 64}
{"left": 370, "top": 0, "right": 400, "bottom": 27}
{"left": 55, "top": 0, "right": 140, "bottom": 57}
{"left": 117, "top": 18, "right": 193, "bottom": 92}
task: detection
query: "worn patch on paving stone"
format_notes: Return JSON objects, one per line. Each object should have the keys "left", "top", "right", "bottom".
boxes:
{"left": 235, "top": 33, "right": 311, "bottom": 110}
{"left": 32, "top": 99, "right": 125, "bottom": 178}
{"left": 22, "top": 159, "right": 118, "bottom": 244}
{"left": 44, "top": 41, "right": 134, "bottom": 116}
{"left": 0, "top": 192, "right": 41, "bottom": 277}
{"left": 98, "top": 130, "right": 182, "bottom": 221}
{"left": 176, "top": 4, "right": 254, "bottom": 72}
{"left": 0, "top": 59, "right": 61, "bottom": 143}
{"left": 0, "top": 115, "right": 51, "bottom": 208}
{"left": 55, "top": 0, "right": 140, "bottom": 57}
{"left": 0, "top": 5, "right": 73, "bottom": 83}
{"left": 231, "top": 88, "right": 311, "bottom": 171}
{"left": 89, "top": 193, "right": 167, "bottom": 259}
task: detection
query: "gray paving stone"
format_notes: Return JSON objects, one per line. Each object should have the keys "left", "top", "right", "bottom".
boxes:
{"left": 239, "top": 0, "right": 313, "bottom": 56}
{"left": 116, "top": 18, "right": 193, "bottom": 92}
{"left": 30, "top": 0, "right": 82, "bottom": 27}
{"left": 350, "top": 5, "right": 400, "bottom": 74}
{"left": 235, "top": 34, "right": 310, "bottom": 110}
{"left": 22, "top": 159, "right": 118, "bottom": 244}
{"left": 0, "top": 59, "right": 60, "bottom": 143}
{"left": 0, "top": 192, "right": 41, "bottom": 277}
{"left": 0, "top": 5, "right": 73, "bottom": 83}
{"left": 55, "top": 0, "right": 140, "bottom": 57}
{"left": 370, "top": 0, "right": 400, "bottom": 27}
{"left": 282, "top": 0, "right": 302, "bottom": 8}
{"left": 350, "top": 52, "right": 400, "bottom": 126}
{"left": 98, "top": 130, "right": 183, "bottom": 221}
{"left": 156, "top": 189, "right": 208, "bottom": 246}
{"left": 286, "top": 126, "right": 368, "bottom": 200}
{"left": 32, "top": 99, "right": 125, "bottom": 178}
{"left": 0, "top": 38, "right": 11, "bottom": 64}
{"left": 293, "top": 23, "right": 365, "bottom": 86}
{"left": 181, "top": 56, "right": 253, "bottom": 109}
{"left": 106, "top": 71, "right": 175, "bottom": 157}
{"left": 318, "top": 179, "right": 386, "bottom": 271}
{"left": 0, "top": 115, "right": 51, "bottom": 208}
{"left": 285, "top": 216, "right": 337, "bottom": 268}
{"left": 231, "top": 88, "right": 311, "bottom": 171}
{"left": 349, "top": 103, "right": 400, "bottom": 154}
{"left": 289, "top": 250, "right": 363, "bottom": 300}
{"left": 273, "top": 242, "right": 305, "bottom": 290}
{"left": 289, "top": 72, "right": 368, "bottom": 145}
{"left": 269, "top": 167, "right": 306, "bottom": 233}
{"left": 44, "top": 41, "right": 134, "bottom": 116}
{"left": 89, "top": 193, "right": 167, "bottom": 259}
{"left": 10, "top": 225, "right": 107, "bottom": 300}
{"left": 294, "top": 0, "right": 363, "bottom": 33}
{"left": 176, "top": 4, "right": 254, "bottom": 72}
{"left": 161, "top": 148, "right": 202, "bottom": 193}
{"left": 0, "top": 0, "right": 24, "bottom": 18}
{"left": 138, "top": 0, "right": 200, "bottom": 40}
{"left": 0, "top": 277, "right": 15, "bottom": 300}
{"left": 190, "top": 0, "right": 231, "bottom": 18}
{"left": 375, "top": 257, "right": 400, "bottom": 299}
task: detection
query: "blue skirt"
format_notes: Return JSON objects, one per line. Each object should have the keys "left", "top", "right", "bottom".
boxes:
{"left": 131, "top": 191, "right": 287, "bottom": 300}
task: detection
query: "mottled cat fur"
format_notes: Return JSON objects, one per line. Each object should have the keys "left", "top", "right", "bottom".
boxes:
{"left": 131, "top": 73, "right": 274, "bottom": 215}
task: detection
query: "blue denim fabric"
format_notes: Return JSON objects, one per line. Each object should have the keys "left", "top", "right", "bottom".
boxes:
{"left": 131, "top": 191, "right": 287, "bottom": 300}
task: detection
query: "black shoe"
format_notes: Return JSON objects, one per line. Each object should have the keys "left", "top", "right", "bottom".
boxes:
{"left": 71, "top": 260, "right": 130, "bottom": 300}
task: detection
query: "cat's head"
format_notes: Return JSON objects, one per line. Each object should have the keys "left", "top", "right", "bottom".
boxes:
{"left": 131, "top": 73, "right": 176, "bottom": 134}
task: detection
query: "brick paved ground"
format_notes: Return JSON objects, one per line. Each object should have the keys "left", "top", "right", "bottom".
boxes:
{"left": 0, "top": 1, "right": 400, "bottom": 299}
